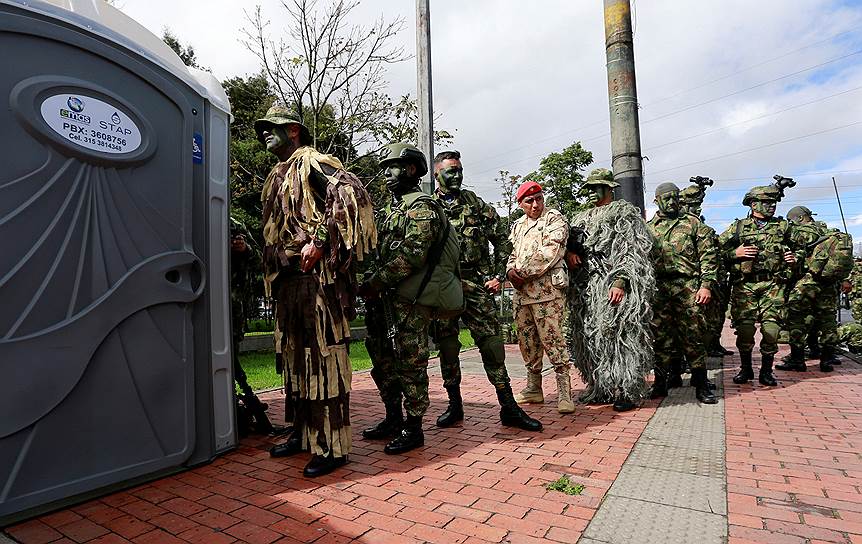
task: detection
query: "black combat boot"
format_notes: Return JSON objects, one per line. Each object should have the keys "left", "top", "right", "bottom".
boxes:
{"left": 758, "top": 354, "right": 778, "bottom": 386}
{"left": 650, "top": 368, "right": 668, "bottom": 399}
{"left": 733, "top": 352, "right": 755, "bottom": 384}
{"left": 270, "top": 431, "right": 304, "bottom": 457}
{"left": 719, "top": 345, "right": 735, "bottom": 356}
{"left": 807, "top": 340, "right": 821, "bottom": 360}
{"left": 496, "top": 384, "right": 543, "bottom": 431}
{"left": 303, "top": 453, "right": 348, "bottom": 478}
{"left": 362, "top": 401, "right": 403, "bottom": 440}
{"left": 384, "top": 416, "right": 424, "bottom": 454}
{"left": 436, "top": 385, "right": 464, "bottom": 427}
{"left": 691, "top": 367, "right": 718, "bottom": 404}
{"left": 819, "top": 347, "right": 836, "bottom": 372}
{"left": 668, "top": 359, "right": 683, "bottom": 389}
{"left": 776, "top": 345, "right": 807, "bottom": 371}
{"left": 612, "top": 396, "right": 637, "bottom": 412}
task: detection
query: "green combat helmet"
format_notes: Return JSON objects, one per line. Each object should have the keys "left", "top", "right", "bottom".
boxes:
{"left": 582, "top": 167, "right": 620, "bottom": 189}
{"left": 253, "top": 105, "right": 311, "bottom": 144}
{"left": 786, "top": 206, "right": 815, "bottom": 223}
{"left": 679, "top": 185, "right": 705, "bottom": 205}
{"left": 742, "top": 185, "right": 781, "bottom": 206}
{"left": 379, "top": 142, "right": 428, "bottom": 178}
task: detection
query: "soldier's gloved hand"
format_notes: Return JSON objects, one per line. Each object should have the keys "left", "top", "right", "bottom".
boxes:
{"left": 507, "top": 268, "right": 526, "bottom": 291}
{"left": 608, "top": 286, "right": 625, "bottom": 305}
{"left": 841, "top": 280, "right": 852, "bottom": 294}
{"left": 694, "top": 288, "right": 712, "bottom": 305}
{"left": 783, "top": 251, "right": 796, "bottom": 264}
{"left": 485, "top": 277, "right": 502, "bottom": 294}
{"left": 565, "top": 251, "right": 582, "bottom": 269}
{"left": 735, "top": 245, "right": 758, "bottom": 259}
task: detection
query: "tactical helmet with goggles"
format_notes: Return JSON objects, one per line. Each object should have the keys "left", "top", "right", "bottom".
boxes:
{"left": 380, "top": 142, "right": 428, "bottom": 178}
{"left": 679, "top": 184, "right": 706, "bottom": 204}
{"left": 742, "top": 185, "right": 781, "bottom": 206}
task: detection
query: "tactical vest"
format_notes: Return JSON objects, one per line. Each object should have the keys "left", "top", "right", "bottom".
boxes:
{"left": 437, "top": 190, "right": 491, "bottom": 271}
{"left": 649, "top": 214, "right": 702, "bottom": 278}
{"left": 730, "top": 217, "right": 791, "bottom": 277}
{"left": 394, "top": 192, "right": 464, "bottom": 317}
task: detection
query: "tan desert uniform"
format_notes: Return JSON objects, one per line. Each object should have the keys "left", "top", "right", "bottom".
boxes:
{"left": 507, "top": 208, "right": 570, "bottom": 376}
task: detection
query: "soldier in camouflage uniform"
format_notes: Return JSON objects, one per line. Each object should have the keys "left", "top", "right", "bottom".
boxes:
{"left": 680, "top": 183, "right": 734, "bottom": 358}
{"left": 718, "top": 185, "right": 798, "bottom": 386}
{"left": 844, "top": 259, "right": 862, "bottom": 322}
{"left": 647, "top": 183, "right": 718, "bottom": 404}
{"left": 360, "top": 143, "right": 463, "bottom": 455}
{"left": 429, "top": 151, "right": 542, "bottom": 431}
{"left": 777, "top": 206, "right": 839, "bottom": 372}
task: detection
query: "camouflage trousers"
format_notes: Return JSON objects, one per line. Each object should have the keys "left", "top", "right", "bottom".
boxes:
{"left": 514, "top": 295, "right": 570, "bottom": 375}
{"left": 786, "top": 275, "right": 839, "bottom": 350}
{"left": 365, "top": 297, "right": 434, "bottom": 419}
{"left": 730, "top": 279, "right": 785, "bottom": 356}
{"left": 651, "top": 277, "right": 707, "bottom": 373}
{"left": 365, "top": 299, "right": 402, "bottom": 407}
{"left": 704, "top": 281, "right": 730, "bottom": 347}
{"left": 431, "top": 277, "right": 510, "bottom": 390}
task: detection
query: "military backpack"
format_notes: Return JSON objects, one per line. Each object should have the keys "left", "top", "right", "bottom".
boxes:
{"left": 807, "top": 229, "right": 853, "bottom": 282}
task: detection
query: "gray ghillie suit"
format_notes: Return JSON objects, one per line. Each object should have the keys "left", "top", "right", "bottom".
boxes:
{"left": 568, "top": 200, "right": 655, "bottom": 403}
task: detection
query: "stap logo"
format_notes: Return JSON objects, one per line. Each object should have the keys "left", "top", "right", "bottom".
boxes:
{"left": 67, "top": 96, "right": 84, "bottom": 112}
{"left": 111, "top": 112, "right": 121, "bottom": 124}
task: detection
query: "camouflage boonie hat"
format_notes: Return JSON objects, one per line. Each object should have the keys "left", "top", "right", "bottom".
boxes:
{"left": 742, "top": 185, "right": 781, "bottom": 206}
{"left": 582, "top": 168, "right": 620, "bottom": 188}
{"left": 786, "top": 205, "right": 816, "bottom": 222}
{"left": 679, "top": 184, "right": 705, "bottom": 204}
{"left": 254, "top": 105, "right": 309, "bottom": 143}
{"left": 654, "top": 182, "right": 679, "bottom": 197}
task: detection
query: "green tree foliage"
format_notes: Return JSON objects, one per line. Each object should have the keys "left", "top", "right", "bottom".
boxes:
{"left": 162, "top": 28, "right": 203, "bottom": 69}
{"left": 530, "top": 141, "right": 594, "bottom": 219}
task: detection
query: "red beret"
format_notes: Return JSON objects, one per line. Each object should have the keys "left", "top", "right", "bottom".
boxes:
{"left": 516, "top": 181, "right": 542, "bottom": 202}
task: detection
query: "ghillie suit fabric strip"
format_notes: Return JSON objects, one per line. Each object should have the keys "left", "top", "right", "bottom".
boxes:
{"left": 568, "top": 200, "right": 655, "bottom": 403}
{"left": 261, "top": 146, "right": 377, "bottom": 457}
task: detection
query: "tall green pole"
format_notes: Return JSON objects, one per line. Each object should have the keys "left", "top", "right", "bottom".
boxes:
{"left": 604, "top": 0, "right": 645, "bottom": 213}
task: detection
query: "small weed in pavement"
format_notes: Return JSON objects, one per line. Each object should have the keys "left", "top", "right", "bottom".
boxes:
{"left": 545, "top": 475, "right": 584, "bottom": 495}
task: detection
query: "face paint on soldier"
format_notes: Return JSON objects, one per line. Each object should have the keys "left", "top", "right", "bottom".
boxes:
{"left": 436, "top": 159, "right": 463, "bottom": 193}
{"left": 655, "top": 193, "right": 680, "bottom": 217}
{"left": 520, "top": 192, "right": 545, "bottom": 219}
{"left": 586, "top": 185, "right": 612, "bottom": 207}
{"left": 384, "top": 161, "right": 418, "bottom": 195}
{"left": 751, "top": 199, "right": 776, "bottom": 219}
{"left": 263, "top": 124, "right": 302, "bottom": 161}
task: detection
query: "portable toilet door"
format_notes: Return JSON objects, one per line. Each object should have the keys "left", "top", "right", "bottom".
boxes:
{"left": 0, "top": 0, "right": 235, "bottom": 523}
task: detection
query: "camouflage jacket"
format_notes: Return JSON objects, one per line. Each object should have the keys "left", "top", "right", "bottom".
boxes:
{"left": 648, "top": 212, "right": 718, "bottom": 290}
{"left": 788, "top": 221, "right": 826, "bottom": 279}
{"left": 434, "top": 188, "right": 511, "bottom": 279}
{"left": 718, "top": 216, "right": 797, "bottom": 281}
{"left": 849, "top": 261, "right": 862, "bottom": 293}
{"left": 368, "top": 189, "right": 444, "bottom": 289}
{"left": 507, "top": 208, "right": 569, "bottom": 304}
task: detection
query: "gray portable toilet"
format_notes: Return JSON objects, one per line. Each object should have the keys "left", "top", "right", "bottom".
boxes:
{"left": 0, "top": 0, "right": 236, "bottom": 524}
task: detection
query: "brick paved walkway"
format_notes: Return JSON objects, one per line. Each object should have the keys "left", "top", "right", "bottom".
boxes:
{"left": 4, "top": 332, "right": 862, "bottom": 544}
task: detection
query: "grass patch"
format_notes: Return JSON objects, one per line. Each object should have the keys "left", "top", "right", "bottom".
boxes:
{"left": 545, "top": 475, "right": 584, "bottom": 496}
{"left": 239, "top": 329, "right": 475, "bottom": 392}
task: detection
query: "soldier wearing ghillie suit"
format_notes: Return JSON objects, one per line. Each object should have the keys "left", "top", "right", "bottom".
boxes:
{"left": 778, "top": 206, "right": 853, "bottom": 373}
{"left": 257, "top": 106, "right": 377, "bottom": 477}
{"left": 429, "top": 151, "right": 541, "bottom": 431}
{"left": 718, "top": 184, "right": 798, "bottom": 387}
{"left": 647, "top": 183, "right": 718, "bottom": 404}
{"left": 360, "top": 143, "right": 463, "bottom": 455}
{"left": 506, "top": 181, "right": 574, "bottom": 414}
{"left": 844, "top": 259, "right": 862, "bottom": 322}
{"left": 680, "top": 181, "right": 734, "bottom": 358}
{"left": 567, "top": 168, "right": 655, "bottom": 412}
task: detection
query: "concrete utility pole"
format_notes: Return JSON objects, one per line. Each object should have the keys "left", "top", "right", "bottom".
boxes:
{"left": 603, "top": 0, "right": 645, "bottom": 212}
{"left": 416, "top": 0, "right": 434, "bottom": 194}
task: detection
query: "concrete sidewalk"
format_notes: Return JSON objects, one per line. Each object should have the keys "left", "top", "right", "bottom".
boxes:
{"left": 4, "top": 327, "right": 862, "bottom": 544}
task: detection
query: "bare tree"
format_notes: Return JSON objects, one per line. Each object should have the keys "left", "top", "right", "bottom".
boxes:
{"left": 242, "top": 0, "right": 407, "bottom": 165}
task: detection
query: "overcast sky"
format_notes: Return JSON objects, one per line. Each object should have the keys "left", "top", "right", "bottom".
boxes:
{"left": 118, "top": 0, "right": 862, "bottom": 249}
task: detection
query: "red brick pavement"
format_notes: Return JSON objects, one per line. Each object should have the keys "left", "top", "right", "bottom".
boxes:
{"left": 3, "top": 352, "right": 659, "bottom": 544}
{"left": 723, "top": 327, "right": 862, "bottom": 544}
